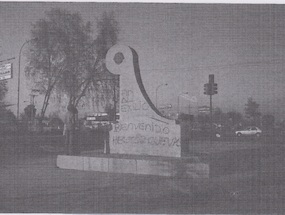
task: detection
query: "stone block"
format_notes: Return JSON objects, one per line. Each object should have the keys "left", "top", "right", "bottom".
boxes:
{"left": 108, "top": 158, "right": 137, "bottom": 174}
{"left": 84, "top": 157, "right": 109, "bottom": 172}
{"left": 57, "top": 155, "right": 84, "bottom": 170}
{"left": 136, "top": 159, "right": 176, "bottom": 177}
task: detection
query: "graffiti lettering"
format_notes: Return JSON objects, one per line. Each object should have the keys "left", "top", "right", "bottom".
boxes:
{"left": 112, "top": 135, "right": 180, "bottom": 147}
{"left": 121, "top": 101, "right": 149, "bottom": 113}
{"left": 114, "top": 122, "right": 170, "bottom": 134}
{"left": 121, "top": 89, "right": 134, "bottom": 103}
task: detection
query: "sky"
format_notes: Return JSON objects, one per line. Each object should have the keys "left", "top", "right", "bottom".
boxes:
{"left": 1, "top": 2, "right": 285, "bottom": 119}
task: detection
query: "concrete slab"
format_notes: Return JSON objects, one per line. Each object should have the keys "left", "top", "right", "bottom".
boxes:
{"left": 56, "top": 154, "right": 209, "bottom": 179}
{"left": 108, "top": 158, "right": 137, "bottom": 174}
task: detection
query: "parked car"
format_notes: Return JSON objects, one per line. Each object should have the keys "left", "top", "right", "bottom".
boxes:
{"left": 235, "top": 126, "right": 262, "bottom": 137}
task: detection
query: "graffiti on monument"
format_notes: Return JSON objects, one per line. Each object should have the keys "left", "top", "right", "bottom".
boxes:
{"left": 113, "top": 122, "right": 170, "bottom": 134}
{"left": 111, "top": 120, "right": 180, "bottom": 150}
{"left": 112, "top": 135, "right": 180, "bottom": 147}
{"left": 106, "top": 45, "right": 181, "bottom": 157}
{"left": 120, "top": 89, "right": 149, "bottom": 113}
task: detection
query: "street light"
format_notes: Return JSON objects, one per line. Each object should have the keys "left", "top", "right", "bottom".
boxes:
{"left": 17, "top": 38, "right": 37, "bottom": 120}
{"left": 155, "top": 83, "right": 168, "bottom": 107}
{"left": 177, "top": 92, "right": 188, "bottom": 114}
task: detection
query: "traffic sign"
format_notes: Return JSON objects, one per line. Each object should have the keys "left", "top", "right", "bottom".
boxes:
{"left": 0, "top": 63, "right": 12, "bottom": 80}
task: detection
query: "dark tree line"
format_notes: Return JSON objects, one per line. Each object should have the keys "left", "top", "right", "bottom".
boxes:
{"left": 195, "top": 97, "right": 275, "bottom": 129}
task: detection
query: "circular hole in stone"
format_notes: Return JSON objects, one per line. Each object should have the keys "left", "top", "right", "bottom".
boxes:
{"left": 114, "top": 52, "right": 124, "bottom": 65}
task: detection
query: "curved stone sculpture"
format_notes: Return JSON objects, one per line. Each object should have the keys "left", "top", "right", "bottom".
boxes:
{"left": 106, "top": 45, "right": 181, "bottom": 157}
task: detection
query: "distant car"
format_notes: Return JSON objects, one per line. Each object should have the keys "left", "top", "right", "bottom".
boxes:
{"left": 235, "top": 126, "right": 262, "bottom": 137}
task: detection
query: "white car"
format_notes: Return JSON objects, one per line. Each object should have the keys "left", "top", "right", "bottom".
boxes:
{"left": 235, "top": 126, "right": 262, "bottom": 137}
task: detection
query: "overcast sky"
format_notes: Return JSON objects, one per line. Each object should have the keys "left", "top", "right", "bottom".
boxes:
{"left": 1, "top": 2, "right": 285, "bottom": 119}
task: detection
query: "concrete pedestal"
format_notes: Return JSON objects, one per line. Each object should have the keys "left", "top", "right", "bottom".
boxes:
{"left": 56, "top": 153, "right": 209, "bottom": 178}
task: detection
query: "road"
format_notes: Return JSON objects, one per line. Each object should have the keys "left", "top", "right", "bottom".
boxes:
{"left": 0, "top": 135, "right": 285, "bottom": 213}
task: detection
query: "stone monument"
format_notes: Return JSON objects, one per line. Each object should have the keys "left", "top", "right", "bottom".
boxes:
{"left": 57, "top": 45, "right": 208, "bottom": 179}
{"left": 106, "top": 45, "right": 181, "bottom": 157}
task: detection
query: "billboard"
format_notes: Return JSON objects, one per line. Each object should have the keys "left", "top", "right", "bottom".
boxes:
{"left": 0, "top": 63, "right": 12, "bottom": 80}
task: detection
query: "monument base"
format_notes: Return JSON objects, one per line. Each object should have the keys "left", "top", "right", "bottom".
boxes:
{"left": 56, "top": 153, "right": 209, "bottom": 178}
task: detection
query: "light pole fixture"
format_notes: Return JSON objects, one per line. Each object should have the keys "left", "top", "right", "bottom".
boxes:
{"left": 155, "top": 83, "right": 168, "bottom": 107}
{"left": 177, "top": 92, "right": 189, "bottom": 114}
{"left": 17, "top": 38, "right": 37, "bottom": 120}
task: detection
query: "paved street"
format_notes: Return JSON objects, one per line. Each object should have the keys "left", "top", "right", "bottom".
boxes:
{"left": 1, "top": 135, "right": 285, "bottom": 213}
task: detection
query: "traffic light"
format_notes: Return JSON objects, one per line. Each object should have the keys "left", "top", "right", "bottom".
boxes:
{"left": 212, "top": 83, "right": 218, "bottom": 94}
{"left": 204, "top": 83, "right": 210, "bottom": 95}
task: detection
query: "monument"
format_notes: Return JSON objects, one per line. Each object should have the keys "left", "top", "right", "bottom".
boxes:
{"left": 106, "top": 45, "right": 181, "bottom": 157}
{"left": 57, "top": 45, "right": 209, "bottom": 179}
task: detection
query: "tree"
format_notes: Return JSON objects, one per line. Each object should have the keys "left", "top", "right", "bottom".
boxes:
{"left": 0, "top": 81, "right": 7, "bottom": 102}
{"left": 262, "top": 114, "right": 275, "bottom": 129}
{"left": 0, "top": 105, "right": 16, "bottom": 122}
{"left": 227, "top": 111, "right": 243, "bottom": 125}
{"left": 197, "top": 114, "right": 210, "bottom": 124}
{"left": 26, "top": 9, "right": 119, "bottom": 117}
{"left": 74, "top": 11, "right": 119, "bottom": 109}
{"left": 24, "top": 104, "right": 36, "bottom": 121}
{"left": 244, "top": 97, "right": 261, "bottom": 125}
{"left": 26, "top": 8, "right": 94, "bottom": 119}
{"left": 212, "top": 107, "right": 227, "bottom": 124}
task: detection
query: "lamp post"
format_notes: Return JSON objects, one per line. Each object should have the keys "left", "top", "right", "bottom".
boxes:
{"left": 177, "top": 92, "right": 188, "bottom": 114}
{"left": 155, "top": 83, "right": 168, "bottom": 108}
{"left": 17, "top": 38, "right": 37, "bottom": 120}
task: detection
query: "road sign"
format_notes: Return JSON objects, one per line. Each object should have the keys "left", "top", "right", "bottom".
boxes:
{"left": 0, "top": 63, "right": 12, "bottom": 80}
{"left": 198, "top": 106, "right": 210, "bottom": 113}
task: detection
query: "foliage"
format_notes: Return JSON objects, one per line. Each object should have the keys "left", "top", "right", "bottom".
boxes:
{"left": 0, "top": 80, "right": 7, "bottom": 101}
{"left": 24, "top": 104, "right": 36, "bottom": 120}
{"left": 0, "top": 105, "right": 16, "bottom": 122}
{"left": 26, "top": 8, "right": 93, "bottom": 118}
{"left": 48, "top": 117, "right": 64, "bottom": 128}
{"left": 197, "top": 114, "right": 210, "bottom": 124}
{"left": 227, "top": 111, "right": 243, "bottom": 125}
{"left": 244, "top": 97, "right": 261, "bottom": 126}
{"left": 94, "top": 11, "right": 119, "bottom": 61}
{"left": 48, "top": 112, "right": 61, "bottom": 120}
{"left": 75, "top": 11, "right": 119, "bottom": 109}
{"left": 244, "top": 97, "right": 261, "bottom": 118}
{"left": 212, "top": 107, "right": 227, "bottom": 124}
{"left": 26, "top": 9, "right": 119, "bottom": 117}
{"left": 262, "top": 114, "right": 275, "bottom": 129}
